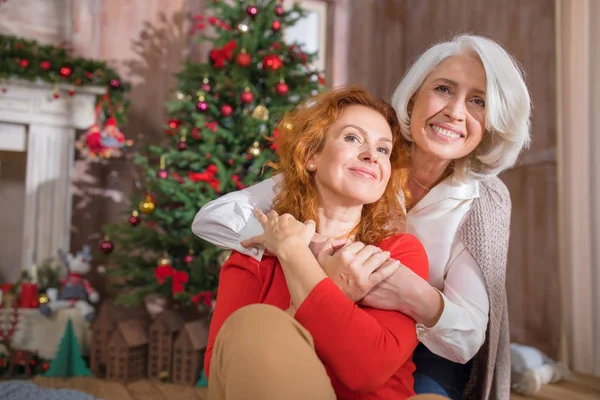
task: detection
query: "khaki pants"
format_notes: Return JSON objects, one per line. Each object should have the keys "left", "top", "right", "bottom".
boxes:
{"left": 208, "top": 304, "right": 448, "bottom": 400}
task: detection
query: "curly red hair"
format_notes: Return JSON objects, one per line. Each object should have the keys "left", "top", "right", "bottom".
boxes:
{"left": 268, "top": 85, "right": 411, "bottom": 245}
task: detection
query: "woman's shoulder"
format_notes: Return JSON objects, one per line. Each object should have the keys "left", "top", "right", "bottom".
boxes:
{"left": 223, "top": 250, "right": 277, "bottom": 274}
{"left": 477, "top": 176, "right": 511, "bottom": 215}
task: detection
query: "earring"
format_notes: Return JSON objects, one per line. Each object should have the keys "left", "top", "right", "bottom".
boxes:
{"left": 307, "top": 163, "right": 315, "bottom": 171}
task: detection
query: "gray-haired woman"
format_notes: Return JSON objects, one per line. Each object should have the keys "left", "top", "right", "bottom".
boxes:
{"left": 192, "top": 34, "right": 531, "bottom": 400}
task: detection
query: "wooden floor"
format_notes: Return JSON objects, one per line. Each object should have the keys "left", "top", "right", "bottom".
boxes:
{"left": 31, "top": 374, "right": 600, "bottom": 400}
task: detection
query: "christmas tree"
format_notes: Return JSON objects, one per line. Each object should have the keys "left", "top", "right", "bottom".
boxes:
{"left": 43, "top": 319, "right": 92, "bottom": 377}
{"left": 102, "top": 0, "right": 324, "bottom": 307}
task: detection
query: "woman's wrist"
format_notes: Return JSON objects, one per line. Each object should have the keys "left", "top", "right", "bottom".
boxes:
{"left": 405, "top": 284, "right": 444, "bottom": 327}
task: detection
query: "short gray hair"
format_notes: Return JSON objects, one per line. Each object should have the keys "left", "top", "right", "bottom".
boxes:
{"left": 391, "top": 34, "right": 532, "bottom": 180}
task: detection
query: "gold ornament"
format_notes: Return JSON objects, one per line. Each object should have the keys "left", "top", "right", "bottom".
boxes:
{"left": 175, "top": 91, "right": 184, "bottom": 100}
{"left": 159, "top": 370, "right": 169, "bottom": 382}
{"left": 237, "top": 23, "right": 249, "bottom": 33}
{"left": 248, "top": 141, "right": 261, "bottom": 158}
{"left": 252, "top": 105, "right": 269, "bottom": 121}
{"left": 158, "top": 256, "right": 171, "bottom": 266}
{"left": 139, "top": 195, "right": 156, "bottom": 214}
{"left": 38, "top": 293, "right": 49, "bottom": 304}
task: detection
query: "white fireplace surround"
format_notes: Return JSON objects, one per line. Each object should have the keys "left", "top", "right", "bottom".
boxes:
{"left": 0, "top": 79, "right": 104, "bottom": 271}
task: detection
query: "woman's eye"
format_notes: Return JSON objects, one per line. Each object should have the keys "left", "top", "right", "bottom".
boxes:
{"left": 435, "top": 85, "right": 451, "bottom": 94}
{"left": 378, "top": 147, "right": 390, "bottom": 155}
{"left": 472, "top": 97, "right": 486, "bottom": 108}
{"left": 344, "top": 133, "right": 360, "bottom": 143}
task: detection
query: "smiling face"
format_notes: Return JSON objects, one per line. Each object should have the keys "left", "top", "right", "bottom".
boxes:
{"left": 409, "top": 54, "right": 487, "bottom": 166}
{"left": 307, "top": 105, "right": 394, "bottom": 206}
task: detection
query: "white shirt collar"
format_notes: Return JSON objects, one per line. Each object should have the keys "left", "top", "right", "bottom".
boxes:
{"left": 402, "top": 177, "right": 480, "bottom": 214}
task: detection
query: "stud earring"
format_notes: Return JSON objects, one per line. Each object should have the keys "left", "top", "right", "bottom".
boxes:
{"left": 307, "top": 163, "right": 315, "bottom": 171}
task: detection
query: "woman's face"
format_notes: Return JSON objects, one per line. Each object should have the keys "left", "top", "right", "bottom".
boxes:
{"left": 409, "top": 54, "right": 487, "bottom": 164}
{"left": 308, "top": 105, "right": 393, "bottom": 206}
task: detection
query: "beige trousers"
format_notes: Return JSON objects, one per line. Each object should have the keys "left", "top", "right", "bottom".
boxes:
{"left": 208, "top": 304, "right": 448, "bottom": 400}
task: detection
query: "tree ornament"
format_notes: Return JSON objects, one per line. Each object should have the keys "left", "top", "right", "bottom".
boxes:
{"left": 128, "top": 210, "right": 141, "bottom": 226}
{"left": 248, "top": 141, "right": 261, "bottom": 158}
{"left": 262, "top": 54, "right": 284, "bottom": 71}
{"left": 38, "top": 293, "right": 49, "bottom": 305}
{"left": 246, "top": 5, "right": 258, "bottom": 18}
{"left": 196, "top": 98, "right": 209, "bottom": 113}
{"left": 275, "top": 5, "right": 284, "bottom": 16}
{"left": 109, "top": 79, "right": 121, "bottom": 89}
{"left": 40, "top": 60, "right": 51, "bottom": 70}
{"left": 220, "top": 104, "right": 233, "bottom": 117}
{"left": 252, "top": 105, "right": 269, "bottom": 121}
{"left": 59, "top": 66, "right": 72, "bottom": 78}
{"left": 158, "top": 256, "right": 171, "bottom": 266}
{"left": 201, "top": 77, "right": 211, "bottom": 92}
{"left": 157, "top": 155, "right": 168, "bottom": 179}
{"left": 240, "top": 88, "right": 254, "bottom": 104}
{"left": 275, "top": 80, "right": 289, "bottom": 96}
{"left": 178, "top": 137, "right": 187, "bottom": 151}
{"left": 235, "top": 50, "right": 252, "bottom": 67}
{"left": 139, "top": 194, "right": 156, "bottom": 214}
{"left": 99, "top": 236, "right": 114, "bottom": 254}
{"left": 272, "top": 20, "right": 281, "bottom": 32}
{"left": 184, "top": 250, "right": 194, "bottom": 264}
{"left": 237, "top": 23, "right": 249, "bottom": 33}
{"left": 19, "top": 59, "right": 30, "bottom": 68}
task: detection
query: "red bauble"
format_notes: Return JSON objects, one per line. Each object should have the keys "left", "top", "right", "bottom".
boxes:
{"left": 196, "top": 101, "right": 209, "bottom": 112}
{"left": 275, "top": 81, "right": 289, "bottom": 96}
{"left": 178, "top": 141, "right": 187, "bottom": 151}
{"left": 19, "top": 59, "right": 29, "bottom": 68}
{"left": 110, "top": 79, "right": 121, "bottom": 89}
{"left": 184, "top": 254, "right": 194, "bottom": 264}
{"left": 240, "top": 89, "right": 254, "bottom": 104}
{"left": 157, "top": 169, "right": 169, "bottom": 179}
{"left": 40, "top": 61, "right": 51, "bottom": 70}
{"left": 275, "top": 5, "right": 284, "bottom": 16}
{"left": 272, "top": 20, "right": 281, "bottom": 32}
{"left": 262, "top": 54, "right": 283, "bottom": 71}
{"left": 246, "top": 5, "right": 258, "bottom": 18}
{"left": 236, "top": 52, "right": 252, "bottom": 68}
{"left": 68, "top": 89, "right": 75, "bottom": 96}
{"left": 59, "top": 66, "right": 72, "bottom": 78}
{"left": 201, "top": 82, "right": 211, "bottom": 92}
{"left": 220, "top": 104, "right": 233, "bottom": 117}
{"left": 53, "top": 92, "right": 60, "bottom": 99}
{"left": 129, "top": 211, "right": 141, "bottom": 226}
{"left": 99, "top": 239, "right": 114, "bottom": 254}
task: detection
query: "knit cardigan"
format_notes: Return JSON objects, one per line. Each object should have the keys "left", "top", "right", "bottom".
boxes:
{"left": 459, "top": 177, "right": 511, "bottom": 400}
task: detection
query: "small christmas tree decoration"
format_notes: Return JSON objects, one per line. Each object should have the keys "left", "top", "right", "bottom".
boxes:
{"left": 240, "top": 87, "right": 254, "bottom": 104}
{"left": 235, "top": 49, "right": 252, "bottom": 67}
{"left": 246, "top": 5, "right": 259, "bottom": 17}
{"left": 263, "top": 54, "right": 283, "bottom": 71}
{"left": 19, "top": 59, "right": 29, "bottom": 68}
{"left": 247, "top": 141, "right": 261, "bottom": 158}
{"left": 43, "top": 320, "right": 92, "bottom": 377}
{"left": 59, "top": 66, "right": 72, "bottom": 78}
{"left": 128, "top": 210, "right": 141, "bottom": 226}
{"left": 252, "top": 105, "right": 269, "bottom": 121}
{"left": 40, "top": 60, "right": 51, "bottom": 70}
{"left": 139, "top": 194, "right": 156, "bottom": 215}
{"left": 272, "top": 20, "right": 281, "bottom": 32}
{"left": 99, "top": 236, "right": 114, "bottom": 254}
{"left": 237, "top": 23, "right": 249, "bottom": 33}
{"left": 178, "top": 137, "right": 187, "bottom": 151}
{"left": 275, "top": 5, "right": 284, "bottom": 16}
{"left": 220, "top": 103, "right": 233, "bottom": 117}
{"left": 275, "top": 80, "right": 289, "bottom": 96}
{"left": 184, "top": 250, "right": 194, "bottom": 264}
{"left": 196, "top": 370, "right": 209, "bottom": 387}
{"left": 201, "top": 77, "right": 211, "bottom": 92}
{"left": 157, "top": 154, "right": 169, "bottom": 179}
{"left": 158, "top": 256, "right": 171, "bottom": 266}
{"left": 110, "top": 79, "right": 121, "bottom": 89}
{"left": 196, "top": 98, "right": 209, "bottom": 113}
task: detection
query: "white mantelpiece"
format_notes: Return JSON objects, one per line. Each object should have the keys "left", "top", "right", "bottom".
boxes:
{"left": 0, "top": 79, "right": 105, "bottom": 271}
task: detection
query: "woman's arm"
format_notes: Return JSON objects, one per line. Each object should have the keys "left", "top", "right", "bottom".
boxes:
{"left": 204, "top": 252, "right": 262, "bottom": 378}
{"left": 191, "top": 175, "right": 280, "bottom": 260}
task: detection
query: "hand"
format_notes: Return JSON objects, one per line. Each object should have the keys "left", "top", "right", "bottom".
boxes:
{"left": 240, "top": 208, "right": 315, "bottom": 258}
{"left": 308, "top": 231, "right": 347, "bottom": 258}
{"left": 317, "top": 240, "right": 401, "bottom": 302}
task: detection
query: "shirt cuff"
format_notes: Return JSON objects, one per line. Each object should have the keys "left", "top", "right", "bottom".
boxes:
{"left": 238, "top": 215, "right": 265, "bottom": 261}
{"left": 416, "top": 290, "right": 465, "bottom": 336}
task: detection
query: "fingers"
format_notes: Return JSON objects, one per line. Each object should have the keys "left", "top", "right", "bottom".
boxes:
{"left": 240, "top": 234, "right": 265, "bottom": 248}
{"left": 368, "top": 259, "right": 400, "bottom": 286}
{"left": 350, "top": 245, "right": 388, "bottom": 268}
{"left": 362, "top": 249, "right": 393, "bottom": 274}
{"left": 304, "top": 219, "right": 316, "bottom": 230}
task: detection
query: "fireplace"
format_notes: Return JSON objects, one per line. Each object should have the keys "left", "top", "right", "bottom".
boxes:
{"left": 0, "top": 79, "right": 103, "bottom": 278}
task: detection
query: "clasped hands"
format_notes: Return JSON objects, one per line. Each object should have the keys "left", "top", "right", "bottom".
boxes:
{"left": 240, "top": 208, "right": 413, "bottom": 311}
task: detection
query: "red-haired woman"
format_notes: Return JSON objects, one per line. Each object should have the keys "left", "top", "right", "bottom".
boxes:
{"left": 204, "top": 86, "right": 432, "bottom": 400}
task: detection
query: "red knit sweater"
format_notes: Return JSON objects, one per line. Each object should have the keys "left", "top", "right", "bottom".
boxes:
{"left": 205, "top": 233, "right": 429, "bottom": 399}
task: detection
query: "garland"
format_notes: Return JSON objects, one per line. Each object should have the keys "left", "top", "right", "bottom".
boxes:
{"left": 0, "top": 34, "right": 130, "bottom": 123}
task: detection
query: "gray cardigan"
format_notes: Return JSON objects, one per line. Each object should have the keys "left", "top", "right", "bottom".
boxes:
{"left": 459, "top": 177, "right": 511, "bottom": 399}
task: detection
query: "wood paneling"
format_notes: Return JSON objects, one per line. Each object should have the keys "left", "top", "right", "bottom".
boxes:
{"left": 342, "top": 0, "right": 559, "bottom": 357}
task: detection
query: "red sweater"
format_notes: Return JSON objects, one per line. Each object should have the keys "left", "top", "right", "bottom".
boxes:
{"left": 205, "top": 233, "right": 429, "bottom": 400}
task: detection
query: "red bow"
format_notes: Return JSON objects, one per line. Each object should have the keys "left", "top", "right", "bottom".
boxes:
{"left": 188, "top": 164, "right": 221, "bottom": 193}
{"left": 210, "top": 40, "right": 237, "bottom": 68}
{"left": 192, "top": 291, "right": 214, "bottom": 308}
{"left": 154, "top": 265, "right": 189, "bottom": 294}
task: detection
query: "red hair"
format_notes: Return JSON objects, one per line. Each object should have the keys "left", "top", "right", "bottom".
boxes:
{"left": 268, "top": 85, "right": 411, "bottom": 245}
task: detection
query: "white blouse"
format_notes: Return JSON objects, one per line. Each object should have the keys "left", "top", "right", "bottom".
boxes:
{"left": 192, "top": 175, "right": 489, "bottom": 364}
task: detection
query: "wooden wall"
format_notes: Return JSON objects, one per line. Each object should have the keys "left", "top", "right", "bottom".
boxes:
{"left": 338, "top": 0, "right": 559, "bottom": 358}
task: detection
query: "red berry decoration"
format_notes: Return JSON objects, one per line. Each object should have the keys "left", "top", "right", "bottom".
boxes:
{"left": 99, "top": 238, "right": 114, "bottom": 254}
{"left": 40, "top": 61, "right": 51, "bottom": 70}
{"left": 220, "top": 104, "right": 233, "bottom": 117}
{"left": 157, "top": 169, "right": 169, "bottom": 179}
{"left": 275, "top": 81, "right": 289, "bottom": 96}
{"left": 236, "top": 51, "right": 252, "bottom": 68}
{"left": 178, "top": 140, "right": 187, "bottom": 151}
{"left": 272, "top": 20, "right": 281, "bottom": 32}
{"left": 196, "top": 101, "right": 209, "bottom": 112}
{"left": 129, "top": 210, "right": 141, "bottom": 226}
{"left": 110, "top": 79, "right": 121, "bottom": 89}
{"left": 246, "top": 5, "right": 258, "bottom": 18}
{"left": 59, "top": 66, "right": 72, "bottom": 78}
{"left": 240, "top": 88, "right": 254, "bottom": 104}
{"left": 19, "top": 59, "right": 29, "bottom": 68}
{"left": 262, "top": 54, "right": 283, "bottom": 71}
